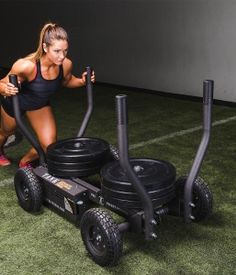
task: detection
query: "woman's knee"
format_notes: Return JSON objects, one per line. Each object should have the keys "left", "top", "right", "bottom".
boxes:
{"left": 40, "top": 137, "right": 56, "bottom": 151}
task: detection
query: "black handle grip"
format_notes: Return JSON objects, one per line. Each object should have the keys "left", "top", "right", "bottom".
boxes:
{"left": 77, "top": 66, "right": 94, "bottom": 137}
{"left": 85, "top": 66, "right": 92, "bottom": 85}
{"left": 116, "top": 94, "right": 128, "bottom": 125}
{"left": 203, "top": 80, "right": 214, "bottom": 105}
{"left": 8, "top": 74, "right": 19, "bottom": 87}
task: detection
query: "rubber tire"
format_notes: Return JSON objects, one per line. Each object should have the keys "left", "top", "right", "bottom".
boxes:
{"left": 80, "top": 208, "right": 123, "bottom": 266}
{"left": 14, "top": 168, "right": 43, "bottom": 212}
{"left": 175, "top": 176, "right": 213, "bottom": 222}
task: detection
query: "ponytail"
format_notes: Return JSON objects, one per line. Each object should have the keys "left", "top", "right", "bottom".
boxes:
{"left": 27, "top": 22, "right": 69, "bottom": 61}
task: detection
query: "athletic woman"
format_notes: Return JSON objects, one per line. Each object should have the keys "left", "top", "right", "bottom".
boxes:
{"left": 0, "top": 22, "right": 95, "bottom": 167}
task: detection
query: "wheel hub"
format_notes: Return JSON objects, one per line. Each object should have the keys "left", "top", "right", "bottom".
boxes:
{"left": 90, "top": 227, "right": 106, "bottom": 251}
{"left": 23, "top": 185, "right": 29, "bottom": 201}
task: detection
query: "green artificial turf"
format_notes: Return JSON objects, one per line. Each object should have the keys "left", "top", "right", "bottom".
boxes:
{"left": 0, "top": 85, "right": 235, "bottom": 275}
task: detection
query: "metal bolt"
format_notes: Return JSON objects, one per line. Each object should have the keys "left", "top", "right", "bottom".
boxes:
{"left": 189, "top": 202, "right": 196, "bottom": 208}
{"left": 151, "top": 233, "right": 157, "bottom": 239}
{"left": 96, "top": 235, "right": 102, "bottom": 242}
{"left": 189, "top": 215, "right": 195, "bottom": 220}
{"left": 150, "top": 219, "right": 157, "bottom": 225}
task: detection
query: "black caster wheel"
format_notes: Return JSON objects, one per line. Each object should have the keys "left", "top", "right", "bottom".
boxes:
{"left": 176, "top": 176, "right": 213, "bottom": 221}
{"left": 80, "top": 208, "right": 123, "bottom": 266}
{"left": 14, "top": 168, "right": 43, "bottom": 212}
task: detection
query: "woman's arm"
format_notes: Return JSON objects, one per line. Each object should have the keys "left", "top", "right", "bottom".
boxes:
{"left": 0, "top": 59, "right": 34, "bottom": 96}
{"left": 62, "top": 58, "right": 95, "bottom": 88}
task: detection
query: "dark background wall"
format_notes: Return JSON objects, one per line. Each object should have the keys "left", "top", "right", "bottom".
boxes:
{"left": 0, "top": 0, "right": 235, "bottom": 102}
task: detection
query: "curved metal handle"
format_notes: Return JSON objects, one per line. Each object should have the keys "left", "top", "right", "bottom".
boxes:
{"left": 116, "top": 94, "right": 155, "bottom": 240}
{"left": 8, "top": 74, "right": 46, "bottom": 166}
{"left": 77, "top": 66, "right": 94, "bottom": 137}
{"left": 184, "top": 79, "right": 214, "bottom": 223}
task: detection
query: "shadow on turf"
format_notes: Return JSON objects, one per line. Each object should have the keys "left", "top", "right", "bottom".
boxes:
{"left": 121, "top": 216, "right": 218, "bottom": 259}
{"left": 203, "top": 212, "right": 226, "bottom": 228}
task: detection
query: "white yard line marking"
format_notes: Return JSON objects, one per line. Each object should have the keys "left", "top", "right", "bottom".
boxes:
{"left": 0, "top": 177, "right": 13, "bottom": 187}
{"left": 0, "top": 115, "right": 235, "bottom": 187}
{"left": 130, "top": 115, "right": 236, "bottom": 150}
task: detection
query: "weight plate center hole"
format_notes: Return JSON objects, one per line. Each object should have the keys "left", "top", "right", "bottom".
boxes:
{"left": 133, "top": 165, "right": 144, "bottom": 173}
{"left": 74, "top": 142, "right": 83, "bottom": 148}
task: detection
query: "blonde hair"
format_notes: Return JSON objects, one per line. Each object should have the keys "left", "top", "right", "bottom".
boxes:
{"left": 27, "top": 22, "right": 69, "bottom": 61}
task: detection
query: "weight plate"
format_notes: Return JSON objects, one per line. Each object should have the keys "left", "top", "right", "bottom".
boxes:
{"left": 103, "top": 192, "right": 175, "bottom": 209}
{"left": 101, "top": 183, "right": 175, "bottom": 201}
{"left": 48, "top": 164, "right": 101, "bottom": 178}
{"left": 46, "top": 137, "right": 111, "bottom": 178}
{"left": 47, "top": 157, "right": 108, "bottom": 170}
{"left": 100, "top": 158, "right": 176, "bottom": 209}
{"left": 101, "top": 158, "right": 176, "bottom": 191}
{"left": 47, "top": 137, "right": 110, "bottom": 163}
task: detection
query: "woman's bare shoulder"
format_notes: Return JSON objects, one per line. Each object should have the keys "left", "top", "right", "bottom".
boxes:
{"left": 12, "top": 58, "right": 35, "bottom": 73}
{"left": 10, "top": 58, "right": 36, "bottom": 81}
{"left": 62, "top": 58, "right": 72, "bottom": 70}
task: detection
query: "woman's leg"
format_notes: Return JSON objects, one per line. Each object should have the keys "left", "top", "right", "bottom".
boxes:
{"left": 19, "top": 106, "right": 57, "bottom": 165}
{"left": 0, "top": 106, "right": 17, "bottom": 165}
{"left": 0, "top": 106, "right": 17, "bottom": 149}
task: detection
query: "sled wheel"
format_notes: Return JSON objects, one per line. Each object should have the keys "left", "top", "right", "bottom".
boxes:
{"left": 14, "top": 168, "right": 43, "bottom": 212}
{"left": 176, "top": 176, "right": 213, "bottom": 222}
{"left": 80, "top": 208, "right": 123, "bottom": 266}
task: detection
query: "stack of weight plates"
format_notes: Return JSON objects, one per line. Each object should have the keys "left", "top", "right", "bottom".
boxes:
{"left": 47, "top": 137, "right": 111, "bottom": 178}
{"left": 100, "top": 158, "right": 176, "bottom": 209}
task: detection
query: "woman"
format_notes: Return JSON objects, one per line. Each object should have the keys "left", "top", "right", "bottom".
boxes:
{"left": 0, "top": 22, "right": 95, "bottom": 167}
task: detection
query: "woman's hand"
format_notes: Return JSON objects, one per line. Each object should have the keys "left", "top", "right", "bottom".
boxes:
{"left": 81, "top": 70, "right": 96, "bottom": 85}
{"left": 2, "top": 82, "right": 19, "bottom": 97}
{"left": 91, "top": 70, "right": 96, "bottom": 83}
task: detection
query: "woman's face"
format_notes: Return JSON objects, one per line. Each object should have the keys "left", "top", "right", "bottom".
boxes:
{"left": 45, "top": 39, "right": 69, "bottom": 65}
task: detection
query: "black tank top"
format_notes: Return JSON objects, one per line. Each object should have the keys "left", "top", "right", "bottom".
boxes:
{"left": 12, "top": 61, "right": 63, "bottom": 111}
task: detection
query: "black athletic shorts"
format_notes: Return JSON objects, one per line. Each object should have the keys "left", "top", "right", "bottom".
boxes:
{"left": 1, "top": 97, "right": 25, "bottom": 117}
{"left": 1, "top": 96, "right": 50, "bottom": 118}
